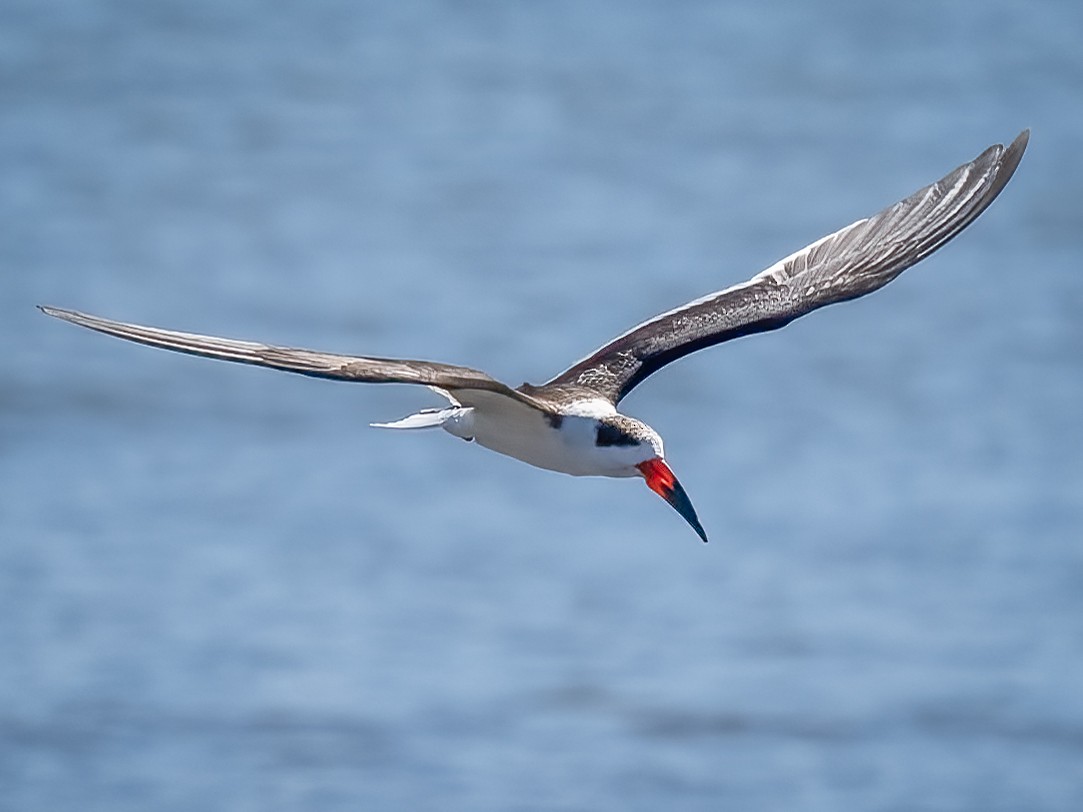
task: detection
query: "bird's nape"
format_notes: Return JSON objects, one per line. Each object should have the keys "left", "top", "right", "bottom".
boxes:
{"left": 637, "top": 458, "right": 708, "bottom": 543}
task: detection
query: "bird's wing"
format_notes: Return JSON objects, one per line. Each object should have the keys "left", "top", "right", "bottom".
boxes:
{"left": 39, "top": 305, "right": 548, "bottom": 409}
{"left": 544, "top": 130, "right": 1029, "bottom": 404}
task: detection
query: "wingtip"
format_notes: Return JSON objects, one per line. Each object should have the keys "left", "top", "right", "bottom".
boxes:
{"left": 38, "top": 305, "right": 78, "bottom": 324}
{"left": 38, "top": 305, "right": 72, "bottom": 319}
{"left": 985, "top": 129, "right": 1030, "bottom": 200}
{"left": 1006, "top": 128, "right": 1030, "bottom": 160}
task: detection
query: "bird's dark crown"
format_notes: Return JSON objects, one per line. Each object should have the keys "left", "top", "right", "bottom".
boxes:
{"left": 594, "top": 415, "right": 652, "bottom": 448}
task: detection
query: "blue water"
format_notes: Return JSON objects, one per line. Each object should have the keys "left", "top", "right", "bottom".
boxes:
{"left": 3, "top": 1, "right": 1082, "bottom": 809}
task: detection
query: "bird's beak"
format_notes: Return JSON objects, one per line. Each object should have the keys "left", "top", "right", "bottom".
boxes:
{"left": 637, "top": 458, "right": 708, "bottom": 543}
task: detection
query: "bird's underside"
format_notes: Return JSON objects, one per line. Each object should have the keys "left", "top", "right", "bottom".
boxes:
{"left": 39, "top": 130, "right": 1029, "bottom": 542}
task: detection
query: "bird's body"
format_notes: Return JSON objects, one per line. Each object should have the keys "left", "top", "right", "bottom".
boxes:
{"left": 40, "top": 131, "right": 1030, "bottom": 542}
{"left": 394, "top": 388, "right": 660, "bottom": 478}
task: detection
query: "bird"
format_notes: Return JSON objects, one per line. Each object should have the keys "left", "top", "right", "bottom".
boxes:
{"left": 40, "top": 131, "right": 1029, "bottom": 543}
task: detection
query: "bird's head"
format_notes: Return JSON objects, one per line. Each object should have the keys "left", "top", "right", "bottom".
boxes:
{"left": 592, "top": 415, "right": 708, "bottom": 543}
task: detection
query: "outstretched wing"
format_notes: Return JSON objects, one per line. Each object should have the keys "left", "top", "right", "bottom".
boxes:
{"left": 39, "top": 305, "right": 546, "bottom": 409}
{"left": 546, "top": 130, "right": 1029, "bottom": 404}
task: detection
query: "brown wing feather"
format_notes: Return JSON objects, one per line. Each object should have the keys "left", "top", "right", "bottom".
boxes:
{"left": 546, "top": 130, "right": 1029, "bottom": 404}
{"left": 39, "top": 306, "right": 547, "bottom": 409}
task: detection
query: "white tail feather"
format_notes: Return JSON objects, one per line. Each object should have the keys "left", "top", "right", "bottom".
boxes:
{"left": 370, "top": 406, "right": 474, "bottom": 439}
{"left": 371, "top": 408, "right": 455, "bottom": 430}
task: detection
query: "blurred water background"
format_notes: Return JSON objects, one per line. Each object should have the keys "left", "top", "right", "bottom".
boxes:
{"left": 2, "top": 1, "right": 1082, "bottom": 809}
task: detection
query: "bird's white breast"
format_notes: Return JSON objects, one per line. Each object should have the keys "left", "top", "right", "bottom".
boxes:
{"left": 449, "top": 391, "right": 643, "bottom": 477}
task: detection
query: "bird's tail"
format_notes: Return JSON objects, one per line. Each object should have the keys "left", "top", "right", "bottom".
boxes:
{"left": 370, "top": 406, "right": 475, "bottom": 440}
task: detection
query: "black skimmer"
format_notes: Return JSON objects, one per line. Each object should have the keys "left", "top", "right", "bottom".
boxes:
{"left": 40, "top": 131, "right": 1028, "bottom": 543}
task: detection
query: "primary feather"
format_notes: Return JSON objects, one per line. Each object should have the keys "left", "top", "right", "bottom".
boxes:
{"left": 547, "top": 130, "right": 1029, "bottom": 404}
